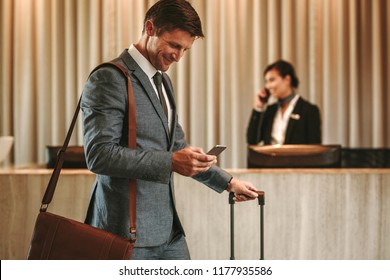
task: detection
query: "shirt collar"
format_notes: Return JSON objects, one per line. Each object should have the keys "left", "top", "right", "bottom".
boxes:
{"left": 289, "top": 94, "right": 300, "bottom": 107}
{"left": 128, "top": 44, "right": 158, "bottom": 79}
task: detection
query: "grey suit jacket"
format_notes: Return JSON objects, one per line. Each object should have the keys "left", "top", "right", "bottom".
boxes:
{"left": 81, "top": 50, "right": 231, "bottom": 247}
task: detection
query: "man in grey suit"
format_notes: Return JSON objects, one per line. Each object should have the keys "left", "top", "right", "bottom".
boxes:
{"left": 81, "top": 0, "right": 259, "bottom": 260}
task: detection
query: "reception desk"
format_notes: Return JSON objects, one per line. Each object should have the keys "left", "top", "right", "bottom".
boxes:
{"left": 1, "top": 168, "right": 389, "bottom": 260}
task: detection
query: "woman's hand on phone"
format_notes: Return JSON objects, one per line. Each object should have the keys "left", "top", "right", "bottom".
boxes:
{"left": 254, "top": 88, "right": 269, "bottom": 110}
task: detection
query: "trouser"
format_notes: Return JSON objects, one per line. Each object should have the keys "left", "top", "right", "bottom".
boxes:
{"left": 131, "top": 224, "right": 190, "bottom": 260}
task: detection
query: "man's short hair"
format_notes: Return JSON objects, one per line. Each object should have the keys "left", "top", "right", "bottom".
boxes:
{"left": 143, "top": 0, "right": 204, "bottom": 38}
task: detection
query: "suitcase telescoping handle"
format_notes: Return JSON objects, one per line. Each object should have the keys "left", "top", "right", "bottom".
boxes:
{"left": 229, "top": 191, "right": 265, "bottom": 260}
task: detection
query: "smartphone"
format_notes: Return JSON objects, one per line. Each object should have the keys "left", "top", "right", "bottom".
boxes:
{"left": 207, "top": 145, "right": 227, "bottom": 156}
{"left": 259, "top": 88, "right": 270, "bottom": 103}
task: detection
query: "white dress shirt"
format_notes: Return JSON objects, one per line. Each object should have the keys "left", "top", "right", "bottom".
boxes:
{"left": 271, "top": 94, "right": 300, "bottom": 145}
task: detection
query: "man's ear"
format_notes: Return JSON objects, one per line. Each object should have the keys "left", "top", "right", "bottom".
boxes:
{"left": 285, "top": 74, "right": 292, "bottom": 84}
{"left": 145, "top": 20, "right": 156, "bottom": 36}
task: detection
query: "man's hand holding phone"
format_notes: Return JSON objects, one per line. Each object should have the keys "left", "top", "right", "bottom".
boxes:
{"left": 172, "top": 146, "right": 225, "bottom": 177}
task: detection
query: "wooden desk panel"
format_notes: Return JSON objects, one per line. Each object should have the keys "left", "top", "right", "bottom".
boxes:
{"left": 177, "top": 169, "right": 390, "bottom": 259}
{"left": 1, "top": 168, "right": 389, "bottom": 259}
{"left": 0, "top": 169, "right": 94, "bottom": 260}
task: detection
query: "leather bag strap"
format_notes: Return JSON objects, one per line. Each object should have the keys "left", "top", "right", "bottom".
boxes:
{"left": 40, "top": 61, "right": 137, "bottom": 240}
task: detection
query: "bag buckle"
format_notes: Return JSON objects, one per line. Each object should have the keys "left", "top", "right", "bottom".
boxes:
{"left": 129, "top": 227, "right": 137, "bottom": 243}
{"left": 40, "top": 204, "right": 48, "bottom": 212}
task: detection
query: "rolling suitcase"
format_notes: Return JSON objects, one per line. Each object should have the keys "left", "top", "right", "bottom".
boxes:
{"left": 229, "top": 191, "right": 265, "bottom": 260}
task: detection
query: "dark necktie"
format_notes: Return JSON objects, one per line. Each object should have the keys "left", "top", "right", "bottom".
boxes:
{"left": 153, "top": 72, "right": 168, "bottom": 118}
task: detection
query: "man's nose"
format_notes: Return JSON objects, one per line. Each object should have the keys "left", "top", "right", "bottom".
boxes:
{"left": 172, "top": 49, "right": 184, "bottom": 62}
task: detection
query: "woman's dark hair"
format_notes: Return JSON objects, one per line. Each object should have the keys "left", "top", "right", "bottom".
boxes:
{"left": 263, "top": 60, "right": 299, "bottom": 88}
{"left": 142, "top": 0, "right": 204, "bottom": 38}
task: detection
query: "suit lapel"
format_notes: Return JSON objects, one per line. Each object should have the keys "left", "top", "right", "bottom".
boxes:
{"left": 119, "top": 50, "right": 172, "bottom": 142}
{"left": 264, "top": 105, "right": 278, "bottom": 144}
{"left": 162, "top": 73, "right": 177, "bottom": 147}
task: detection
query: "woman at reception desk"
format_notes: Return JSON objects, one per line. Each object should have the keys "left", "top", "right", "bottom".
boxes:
{"left": 246, "top": 60, "right": 321, "bottom": 146}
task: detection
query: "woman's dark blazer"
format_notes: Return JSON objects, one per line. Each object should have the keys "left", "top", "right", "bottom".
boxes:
{"left": 246, "top": 97, "right": 321, "bottom": 145}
